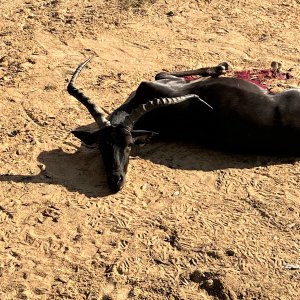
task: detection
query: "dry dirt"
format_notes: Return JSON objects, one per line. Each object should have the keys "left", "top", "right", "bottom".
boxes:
{"left": 0, "top": 0, "right": 300, "bottom": 299}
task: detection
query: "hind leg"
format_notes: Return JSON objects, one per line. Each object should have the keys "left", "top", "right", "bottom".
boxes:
{"left": 155, "top": 61, "right": 232, "bottom": 80}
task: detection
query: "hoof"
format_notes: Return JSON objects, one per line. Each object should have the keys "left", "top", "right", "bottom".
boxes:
{"left": 271, "top": 61, "right": 282, "bottom": 72}
{"left": 217, "top": 61, "right": 233, "bottom": 71}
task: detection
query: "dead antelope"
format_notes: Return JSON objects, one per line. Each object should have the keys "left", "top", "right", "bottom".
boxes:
{"left": 68, "top": 58, "right": 300, "bottom": 192}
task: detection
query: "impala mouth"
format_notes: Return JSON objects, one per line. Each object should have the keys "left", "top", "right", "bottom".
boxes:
{"left": 107, "top": 173, "right": 125, "bottom": 192}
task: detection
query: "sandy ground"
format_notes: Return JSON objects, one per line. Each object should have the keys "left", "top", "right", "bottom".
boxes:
{"left": 0, "top": 0, "right": 300, "bottom": 299}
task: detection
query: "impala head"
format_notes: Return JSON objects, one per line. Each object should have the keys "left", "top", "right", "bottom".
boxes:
{"left": 72, "top": 124, "right": 157, "bottom": 192}
{"left": 67, "top": 57, "right": 211, "bottom": 192}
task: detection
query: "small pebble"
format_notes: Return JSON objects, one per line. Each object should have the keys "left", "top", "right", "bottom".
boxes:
{"left": 226, "top": 249, "right": 235, "bottom": 256}
{"left": 56, "top": 275, "right": 69, "bottom": 283}
{"left": 166, "top": 11, "right": 174, "bottom": 17}
{"left": 283, "top": 263, "right": 300, "bottom": 270}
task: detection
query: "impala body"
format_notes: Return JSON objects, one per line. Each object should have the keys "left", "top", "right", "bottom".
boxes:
{"left": 68, "top": 58, "right": 300, "bottom": 192}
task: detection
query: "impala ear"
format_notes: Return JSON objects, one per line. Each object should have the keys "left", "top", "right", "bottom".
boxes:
{"left": 72, "top": 130, "right": 101, "bottom": 145}
{"left": 131, "top": 130, "right": 159, "bottom": 145}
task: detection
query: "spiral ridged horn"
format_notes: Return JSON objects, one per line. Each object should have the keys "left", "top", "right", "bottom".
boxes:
{"left": 67, "top": 57, "right": 110, "bottom": 128}
{"left": 122, "top": 94, "right": 212, "bottom": 128}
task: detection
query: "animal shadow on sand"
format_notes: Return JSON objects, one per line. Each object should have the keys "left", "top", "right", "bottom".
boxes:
{"left": 1, "top": 138, "right": 298, "bottom": 197}
{"left": 1, "top": 145, "right": 112, "bottom": 197}
{"left": 133, "top": 139, "right": 299, "bottom": 171}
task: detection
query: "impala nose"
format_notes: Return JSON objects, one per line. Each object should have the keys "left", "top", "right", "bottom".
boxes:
{"left": 107, "top": 173, "right": 124, "bottom": 192}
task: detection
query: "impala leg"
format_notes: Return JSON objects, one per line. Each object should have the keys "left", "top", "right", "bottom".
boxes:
{"left": 155, "top": 61, "right": 232, "bottom": 80}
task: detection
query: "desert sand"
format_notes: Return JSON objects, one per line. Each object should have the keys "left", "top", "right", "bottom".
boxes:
{"left": 0, "top": 0, "right": 299, "bottom": 299}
